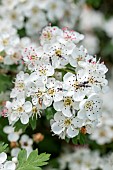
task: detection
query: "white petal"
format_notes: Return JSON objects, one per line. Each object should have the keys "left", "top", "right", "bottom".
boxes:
{"left": 24, "top": 101, "right": 32, "bottom": 112}
{"left": 51, "top": 122, "right": 64, "bottom": 135}
{"left": 11, "top": 148, "right": 20, "bottom": 157}
{"left": 77, "top": 109, "right": 87, "bottom": 119}
{"left": 67, "top": 126, "right": 79, "bottom": 138}
{"left": 4, "top": 161, "right": 16, "bottom": 170}
{"left": 86, "top": 111, "right": 97, "bottom": 120}
{"left": 0, "top": 152, "right": 7, "bottom": 164}
{"left": 72, "top": 117, "right": 83, "bottom": 128}
{"left": 20, "top": 113, "right": 29, "bottom": 124}
{"left": 54, "top": 111, "right": 65, "bottom": 121}
{"left": 53, "top": 101, "right": 63, "bottom": 111}
{"left": 3, "top": 126, "right": 14, "bottom": 134}
{"left": 8, "top": 133, "right": 19, "bottom": 142}
{"left": 62, "top": 107, "right": 72, "bottom": 117}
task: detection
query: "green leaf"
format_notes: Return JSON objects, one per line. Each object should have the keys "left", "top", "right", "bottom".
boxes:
{"left": 36, "top": 153, "right": 50, "bottom": 166}
{"left": 45, "top": 107, "right": 56, "bottom": 120}
{"left": 14, "top": 120, "right": 28, "bottom": 132}
{"left": 30, "top": 116, "right": 37, "bottom": 130}
{"left": 16, "top": 149, "right": 50, "bottom": 170}
{"left": 72, "top": 136, "right": 78, "bottom": 145}
{"left": 17, "top": 149, "right": 27, "bottom": 167}
{"left": 0, "top": 74, "right": 12, "bottom": 92}
{"left": 79, "top": 133, "right": 86, "bottom": 145}
{"left": 65, "top": 137, "right": 70, "bottom": 143}
{"left": 27, "top": 150, "right": 38, "bottom": 163}
{"left": 0, "top": 142, "right": 8, "bottom": 153}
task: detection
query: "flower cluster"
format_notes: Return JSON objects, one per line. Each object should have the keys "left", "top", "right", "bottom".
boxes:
{"left": 0, "top": 0, "right": 83, "bottom": 36}
{"left": 5, "top": 25, "right": 108, "bottom": 140}
{"left": 45, "top": 147, "right": 113, "bottom": 170}
{"left": 3, "top": 125, "right": 33, "bottom": 158}
{"left": 0, "top": 18, "right": 36, "bottom": 65}
{"left": 90, "top": 83, "right": 113, "bottom": 144}
{"left": 0, "top": 152, "right": 16, "bottom": 170}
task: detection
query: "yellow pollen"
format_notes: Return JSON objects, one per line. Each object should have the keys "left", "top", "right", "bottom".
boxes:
{"left": 64, "top": 119, "right": 71, "bottom": 126}
{"left": 39, "top": 69, "right": 46, "bottom": 75}
{"left": 77, "top": 56, "right": 83, "bottom": 62}
{"left": 88, "top": 77, "right": 95, "bottom": 84}
{"left": 36, "top": 91, "right": 43, "bottom": 98}
{"left": 51, "top": 3, "right": 57, "bottom": 9}
{"left": 100, "top": 131, "right": 106, "bottom": 137}
{"left": 16, "top": 83, "right": 24, "bottom": 89}
{"left": 55, "top": 49, "right": 62, "bottom": 56}
{"left": 48, "top": 88, "right": 55, "bottom": 95}
{"left": 11, "top": 13, "right": 17, "bottom": 19}
{"left": 32, "top": 106, "right": 38, "bottom": 113}
{"left": 2, "top": 38, "right": 9, "bottom": 46}
{"left": 32, "top": 7, "right": 39, "bottom": 14}
{"left": 64, "top": 98, "right": 72, "bottom": 106}
{"left": 46, "top": 32, "right": 51, "bottom": 40}
{"left": 17, "top": 107, "right": 23, "bottom": 112}
{"left": 84, "top": 101, "right": 93, "bottom": 110}
{"left": 73, "top": 81, "right": 79, "bottom": 88}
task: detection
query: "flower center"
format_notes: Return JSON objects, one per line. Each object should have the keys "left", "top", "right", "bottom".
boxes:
{"left": 32, "top": 106, "right": 38, "bottom": 113}
{"left": 2, "top": 38, "right": 9, "bottom": 46}
{"left": 64, "top": 119, "right": 71, "bottom": 126}
{"left": 23, "top": 142, "right": 28, "bottom": 146}
{"left": 73, "top": 81, "right": 79, "bottom": 89}
{"left": 48, "top": 88, "right": 55, "bottom": 95}
{"left": 55, "top": 49, "right": 62, "bottom": 57}
{"left": 39, "top": 68, "right": 46, "bottom": 75}
{"left": 11, "top": 13, "right": 17, "bottom": 19}
{"left": 16, "top": 82, "right": 24, "bottom": 89}
{"left": 46, "top": 32, "right": 52, "bottom": 40}
{"left": 51, "top": 3, "right": 57, "bottom": 9}
{"left": 36, "top": 91, "right": 43, "bottom": 98}
{"left": 84, "top": 101, "right": 93, "bottom": 111}
{"left": 17, "top": 107, "right": 24, "bottom": 113}
{"left": 64, "top": 98, "right": 72, "bottom": 106}
{"left": 32, "top": 7, "right": 39, "bottom": 14}
{"left": 88, "top": 77, "right": 95, "bottom": 84}
{"left": 77, "top": 56, "right": 83, "bottom": 62}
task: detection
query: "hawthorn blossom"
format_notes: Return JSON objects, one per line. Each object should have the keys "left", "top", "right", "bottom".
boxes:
{"left": 51, "top": 111, "right": 83, "bottom": 139}
{"left": 78, "top": 94, "right": 102, "bottom": 121}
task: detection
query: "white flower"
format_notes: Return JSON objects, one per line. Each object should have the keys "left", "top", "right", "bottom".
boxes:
{"left": 44, "top": 42, "right": 74, "bottom": 68}
{"left": 19, "top": 134, "right": 33, "bottom": 156}
{"left": 10, "top": 71, "right": 29, "bottom": 98}
{"left": 25, "top": 14, "right": 47, "bottom": 36}
{"left": 53, "top": 96, "right": 79, "bottom": 117}
{"left": 0, "top": 152, "right": 16, "bottom": 170}
{"left": 3, "top": 125, "right": 22, "bottom": 142}
{"left": 22, "top": 46, "right": 42, "bottom": 71}
{"left": 5, "top": 8, "right": 24, "bottom": 29}
{"left": 104, "top": 18, "right": 113, "bottom": 37}
{"left": 78, "top": 94, "right": 102, "bottom": 121}
{"left": 40, "top": 26, "right": 63, "bottom": 46}
{"left": 51, "top": 111, "right": 83, "bottom": 139}
{"left": 62, "top": 28, "right": 84, "bottom": 44}
{"left": 6, "top": 97, "right": 32, "bottom": 124}
{"left": 0, "top": 152, "right": 7, "bottom": 164}
{"left": 82, "top": 33, "right": 99, "bottom": 55}
{"left": 46, "top": 0, "right": 65, "bottom": 21}
{"left": 59, "top": 3, "right": 79, "bottom": 28}
{"left": 69, "top": 45, "right": 88, "bottom": 67}
{"left": 0, "top": 32, "right": 19, "bottom": 54}
{"left": 45, "top": 77, "right": 63, "bottom": 103}
{"left": 63, "top": 72, "right": 90, "bottom": 102}
{"left": 79, "top": 7, "right": 104, "bottom": 31}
